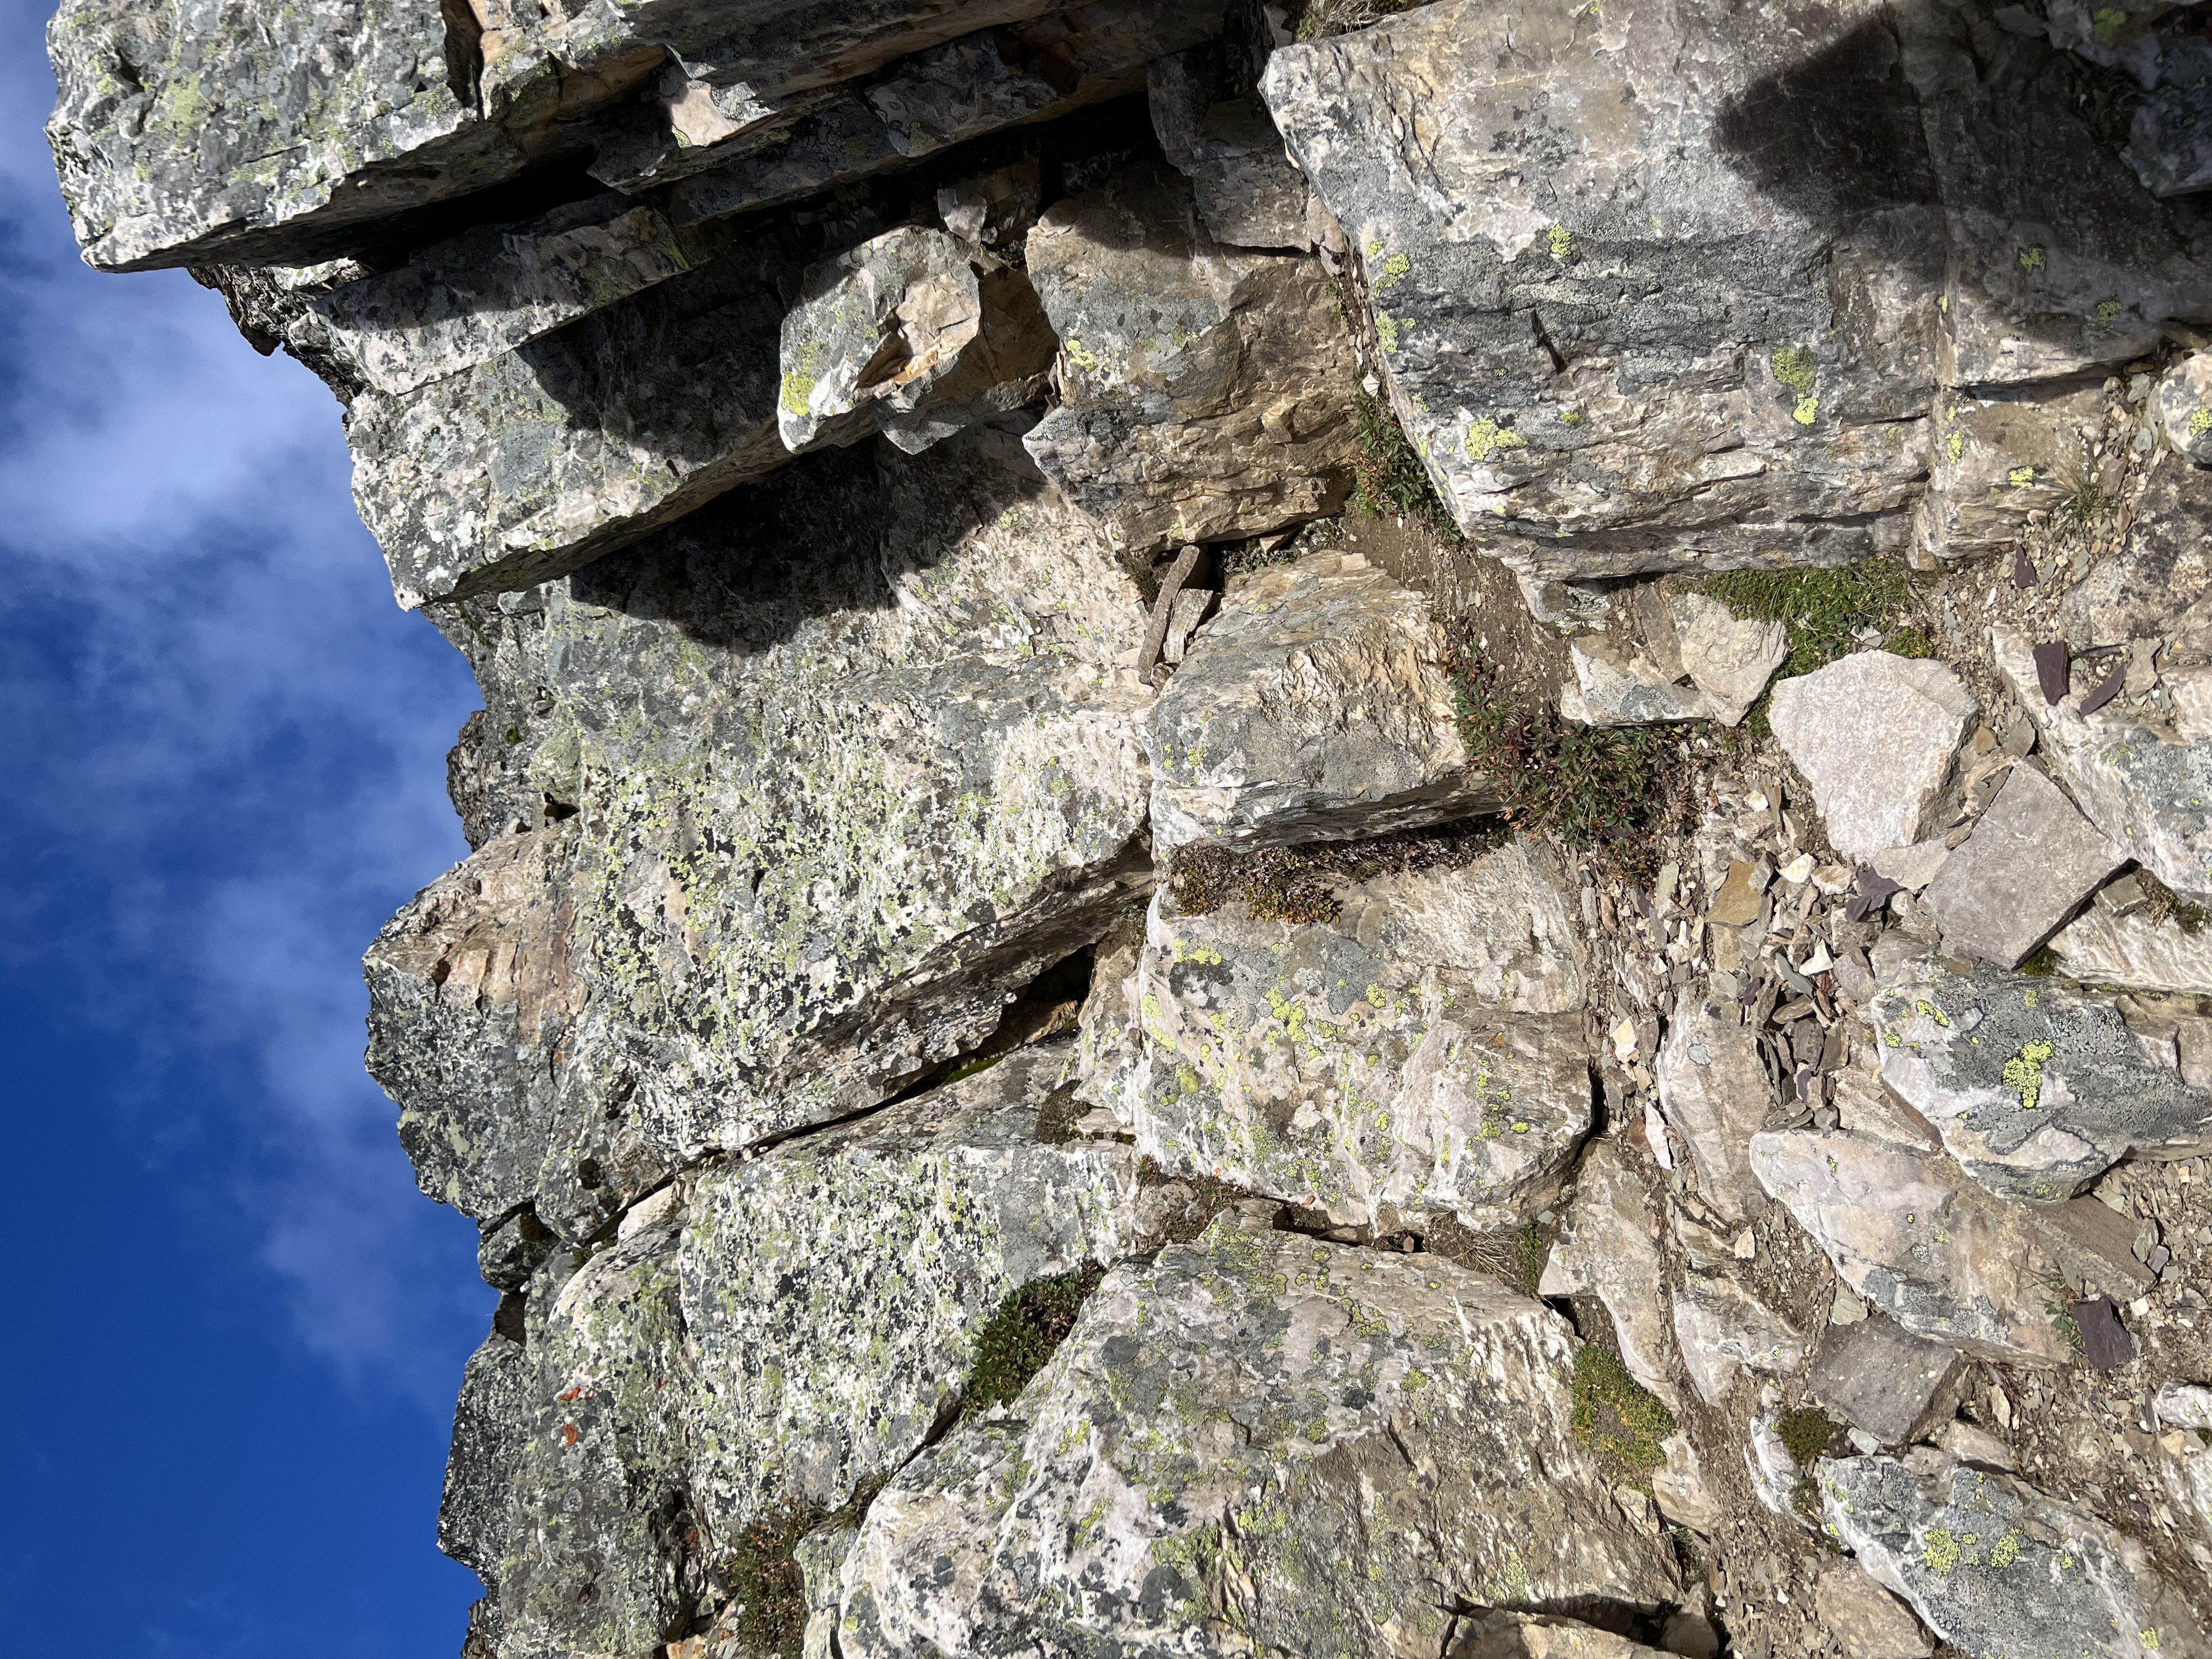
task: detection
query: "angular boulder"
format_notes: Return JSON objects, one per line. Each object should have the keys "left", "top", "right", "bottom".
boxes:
{"left": 1116, "top": 836, "right": 1593, "bottom": 1231}
{"left": 1918, "top": 763, "right": 2124, "bottom": 969}
{"left": 777, "top": 226, "right": 1053, "bottom": 456}
{"left": 2153, "top": 352, "right": 2212, "bottom": 467}
{"left": 1995, "top": 625, "right": 2212, "bottom": 907}
{"left": 2057, "top": 460, "right": 2212, "bottom": 665}
{"left": 1022, "top": 163, "right": 1359, "bottom": 555}
{"left": 1819, "top": 1453, "right": 2210, "bottom": 1659}
{"left": 364, "top": 827, "right": 580, "bottom": 1222}
{"left": 838, "top": 1217, "right": 1677, "bottom": 1656}
{"left": 488, "top": 1042, "right": 1138, "bottom": 1659}
{"left": 1539, "top": 1141, "right": 1675, "bottom": 1404}
{"left": 1671, "top": 1271, "right": 1809, "bottom": 1407}
{"left": 1145, "top": 551, "right": 1494, "bottom": 854}
{"left": 369, "top": 424, "right": 1154, "bottom": 1237}
{"left": 1914, "top": 382, "right": 2106, "bottom": 565}
{"left": 1261, "top": 0, "right": 1939, "bottom": 575}
{"left": 2049, "top": 905, "right": 2212, "bottom": 997}
{"left": 1805, "top": 1316, "right": 1966, "bottom": 1447}
{"left": 1149, "top": 49, "right": 1310, "bottom": 250}
{"left": 1869, "top": 957, "right": 2212, "bottom": 1200}
{"left": 1654, "top": 993, "right": 1775, "bottom": 1224}
{"left": 1769, "top": 652, "right": 1977, "bottom": 861}
{"left": 347, "top": 234, "right": 804, "bottom": 608}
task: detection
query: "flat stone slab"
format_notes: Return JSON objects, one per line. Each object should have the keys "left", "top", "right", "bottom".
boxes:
{"left": 1145, "top": 551, "right": 1496, "bottom": 855}
{"left": 837, "top": 1216, "right": 1677, "bottom": 1656}
{"left": 1995, "top": 623, "right": 2212, "bottom": 907}
{"left": 1819, "top": 1452, "right": 2210, "bottom": 1659}
{"left": 1114, "top": 837, "right": 1593, "bottom": 1231}
{"left": 1870, "top": 957, "right": 2212, "bottom": 1200}
{"left": 1021, "top": 162, "right": 1359, "bottom": 556}
{"left": 1261, "top": 0, "right": 1938, "bottom": 575}
{"left": 1672, "top": 1271, "right": 1809, "bottom": 1407}
{"left": 1806, "top": 1316, "right": 1966, "bottom": 1446}
{"left": 1919, "top": 763, "right": 2124, "bottom": 968}
{"left": 1539, "top": 1142, "right": 1674, "bottom": 1403}
{"left": 1770, "top": 652, "right": 1978, "bottom": 861}
{"left": 2051, "top": 905, "right": 2212, "bottom": 996}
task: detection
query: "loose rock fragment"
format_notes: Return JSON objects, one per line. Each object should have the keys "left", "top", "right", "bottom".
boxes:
{"left": 1918, "top": 763, "right": 2125, "bottom": 968}
{"left": 1655, "top": 994, "right": 1775, "bottom": 1223}
{"left": 1805, "top": 1316, "right": 1967, "bottom": 1446}
{"left": 1769, "top": 653, "right": 1977, "bottom": 861}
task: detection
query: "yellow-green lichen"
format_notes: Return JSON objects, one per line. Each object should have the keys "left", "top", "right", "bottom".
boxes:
{"left": 2004, "top": 1039, "right": 2055, "bottom": 1114}
{"left": 1373, "top": 251, "right": 1411, "bottom": 291}
{"left": 1374, "top": 312, "right": 1403, "bottom": 353}
{"left": 1464, "top": 416, "right": 1527, "bottom": 461}
{"left": 2191, "top": 408, "right": 2212, "bottom": 438}
{"left": 1547, "top": 223, "right": 1572, "bottom": 260}
{"left": 2095, "top": 298, "right": 2123, "bottom": 327}
{"left": 1923, "top": 1526, "right": 1962, "bottom": 1575}
{"left": 1063, "top": 338, "right": 1102, "bottom": 374}
{"left": 2008, "top": 466, "right": 2036, "bottom": 487}
{"left": 1771, "top": 346, "right": 1818, "bottom": 396}
{"left": 2019, "top": 246, "right": 2046, "bottom": 271}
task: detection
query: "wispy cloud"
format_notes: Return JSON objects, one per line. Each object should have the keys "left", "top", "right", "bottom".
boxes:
{"left": 0, "top": 3, "right": 490, "bottom": 1406}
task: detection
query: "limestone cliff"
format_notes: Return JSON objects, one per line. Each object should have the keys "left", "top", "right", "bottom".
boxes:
{"left": 48, "top": 1, "right": 2212, "bottom": 1655}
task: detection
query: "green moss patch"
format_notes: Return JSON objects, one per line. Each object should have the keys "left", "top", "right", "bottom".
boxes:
{"left": 1776, "top": 1407, "right": 1841, "bottom": 1469}
{"left": 1350, "top": 391, "right": 1460, "bottom": 540}
{"left": 1446, "top": 625, "right": 1677, "bottom": 854}
{"left": 1167, "top": 820, "right": 1503, "bottom": 926}
{"left": 1570, "top": 1344, "right": 1677, "bottom": 1489}
{"left": 964, "top": 1263, "right": 1108, "bottom": 1412}
{"left": 724, "top": 1477, "right": 885, "bottom": 1657}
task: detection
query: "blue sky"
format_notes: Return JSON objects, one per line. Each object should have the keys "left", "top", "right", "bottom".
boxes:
{"left": 1, "top": 5, "right": 495, "bottom": 1654}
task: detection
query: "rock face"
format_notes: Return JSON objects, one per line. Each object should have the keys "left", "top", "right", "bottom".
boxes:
{"left": 1145, "top": 551, "right": 1494, "bottom": 854}
{"left": 1770, "top": 654, "right": 1978, "bottom": 861}
{"left": 1022, "top": 162, "right": 1359, "bottom": 555}
{"left": 1262, "top": 0, "right": 1939, "bottom": 576}
{"left": 467, "top": 1040, "right": 1141, "bottom": 1656}
{"left": 1110, "top": 836, "right": 1593, "bottom": 1231}
{"left": 1820, "top": 1453, "right": 2211, "bottom": 1659}
{"left": 839, "top": 1216, "right": 1676, "bottom": 1657}
{"left": 63, "top": 3, "right": 2212, "bottom": 1656}
{"left": 1872, "top": 957, "right": 2212, "bottom": 1200}
{"left": 374, "top": 424, "right": 1154, "bottom": 1238}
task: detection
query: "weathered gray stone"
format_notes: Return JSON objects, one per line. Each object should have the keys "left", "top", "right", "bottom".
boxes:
{"left": 1559, "top": 634, "right": 1709, "bottom": 729}
{"left": 1770, "top": 653, "right": 1978, "bottom": 861}
{"left": 1751, "top": 1122, "right": 2142, "bottom": 1364}
{"left": 1149, "top": 50, "right": 1310, "bottom": 250}
{"left": 312, "top": 195, "right": 704, "bottom": 398}
{"left": 1261, "top": 0, "right": 1939, "bottom": 577}
{"left": 1145, "top": 551, "right": 1494, "bottom": 855}
{"left": 1812, "top": 1563, "right": 1931, "bottom": 1659}
{"left": 1869, "top": 957, "right": 2212, "bottom": 1200}
{"left": 1819, "top": 1452, "right": 2210, "bottom": 1659}
{"left": 373, "top": 425, "right": 1153, "bottom": 1237}
{"left": 1022, "top": 163, "right": 1359, "bottom": 556}
{"left": 2156, "top": 1380, "right": 2212, "bottom": 1430}
{"left": 1450, "top": 1612, "right": 1671, "bottom": 1659}
{"left": 1869, "top": 839, "right": 1953, "bottom": 894}
{"left": 1919, "top": 763, "right": 2125, "bottom": 968}
{"left": 838, "top": 1216, "right": 1677, "bottom": 1657}
{"left": 348, "top": 233, "right": 804, "bottom": 608}
{"left": 1904, "top": 5, "right": 2212, "bottom": 388}
{"left": 1806, "top": 1316, "right": 1967, "bottom": 1446}
{"left": 1539, "top": 1142, "right": 1674, "bottom": 1404}
{"left": 1119, "top": 837, "right": 1593, "bottom": 1231}
{"left": 1671, "top": 1271, "right": 1809, "bottom": 1407}
{"left": 491, "top": 1041, "right": 1138, "bottom": 1659}
{"left": 46, "top": 0, "right": 515, "bottom": 270}
{"left": 664, "top": 1, "right": 1229, "bottom": 224}
{"left": 935, "top": 157, "right": 1042, "bottom": 256}
{"left": 441, "top": 1325, "right": 529, "bottom": 1589}
{"left": 365, "top": 827, "right": 580, "bottom": 1222}
{"left": 1673, "top": 592, "right": 1788, "bottom": 727}
{"left": 2154, "top": 354, "right": 2212, "bottom": 468}
{"left": 777, "top": 226, "right": 1053, "bottom": 456}
{"left": 2058, "top": 460, "right": 2212, "bottom": 665}
{"left": 1655, "top": 993, "right": 1774, "bottom": 1225}
{"left": 1913, "top": 382, "right": 2106, "bottom": 565}
{"left": 2126, "top": 35, "right": 2212, "bottom": 198}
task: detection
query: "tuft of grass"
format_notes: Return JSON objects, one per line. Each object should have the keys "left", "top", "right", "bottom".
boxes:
{"left": 1685, "top": 560, "right": 1928, "bottom": 732}
{"left": 1571, "top": 1344, "right": 1678, "bottom": 1489}
{"left": 724, "top": 1477, "right": 887, "bottom": 1657}
{"left": 1291, "top": 0, "right": 1429, "bottom": 40}
{"left": 1167, "top": 820, "right": 1503, "bottom": 926}
{"left": 964, "top": 1263, "right": 1107, "bottom": 1411}
{"left": 1446, "top": 622, "right": 1677, "bottom": 853}
{"left": 1776, "top": 1407, "right": 1840, "bottom": 1469}
{"left": 2138, "top": 868, "right": 2211, "bottom": 935}
{"left": 2057, "top": 469, "right": 2110, "bottom": 525}
{"left": 1350, "top": 391, "right": 1460, "bottom": 540}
